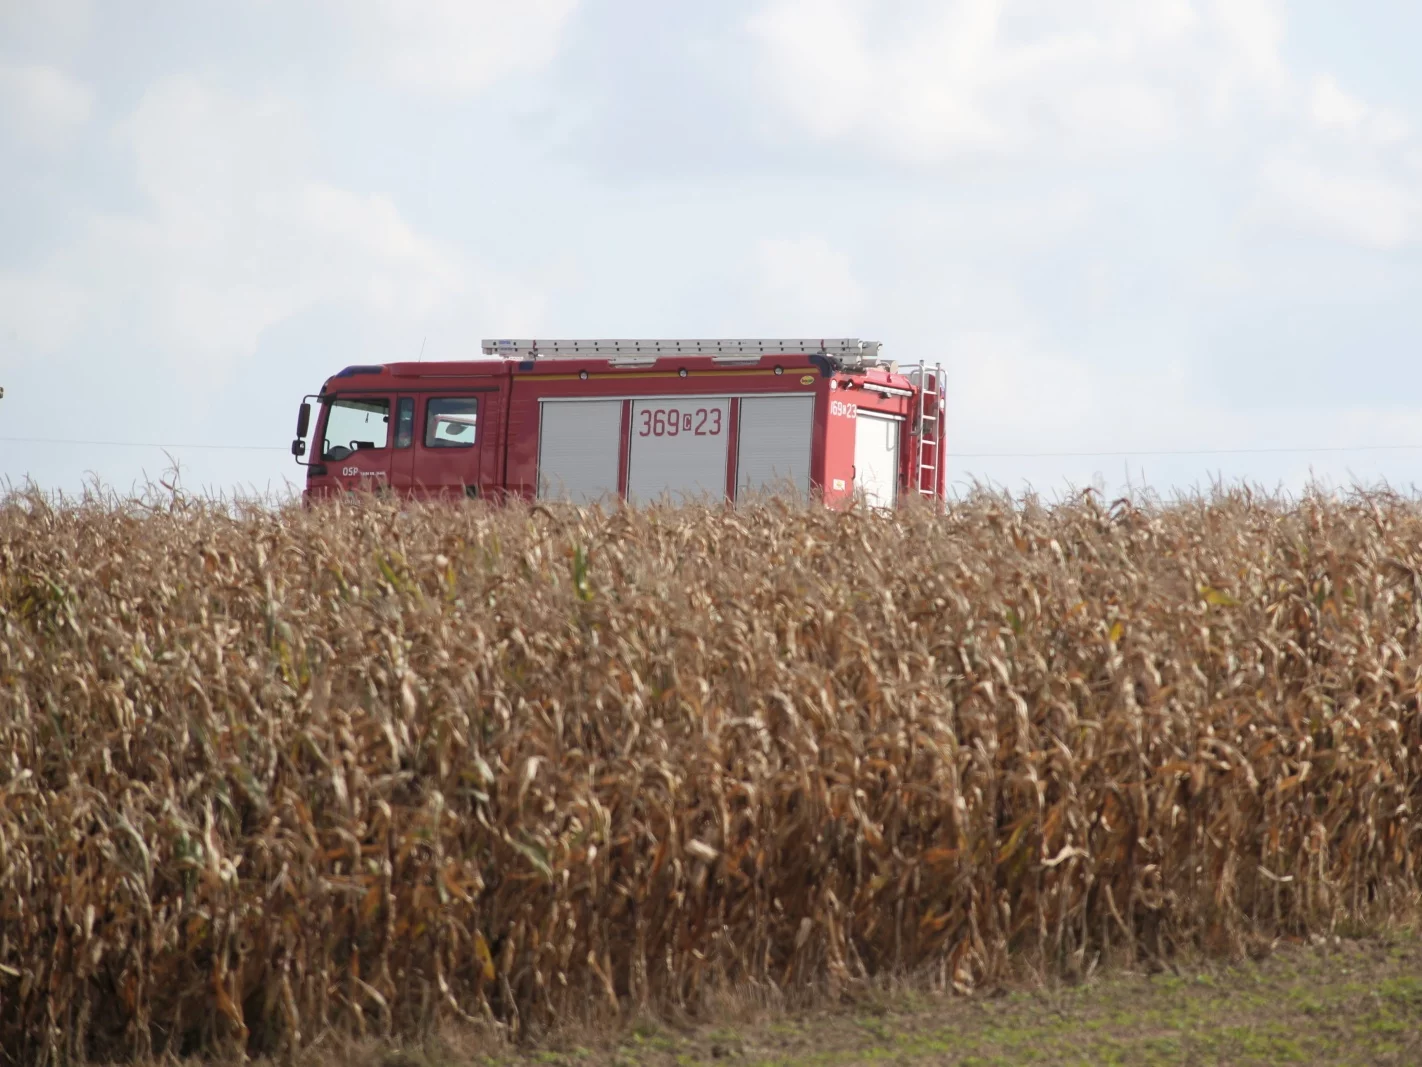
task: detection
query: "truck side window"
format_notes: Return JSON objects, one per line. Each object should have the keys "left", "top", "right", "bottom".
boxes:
{"left": 425, "top": 397, "right": 478, "bottom": 448}
{"left": 394, "top": 398, "right": 415, "bottom": 449}
{"left": 322, "top": 397, "right": 390, "bottom": 461}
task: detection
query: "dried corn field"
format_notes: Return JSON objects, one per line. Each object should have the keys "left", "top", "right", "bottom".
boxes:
{"left": 2, "top": 487, "right": 1422, "bottom": 1064}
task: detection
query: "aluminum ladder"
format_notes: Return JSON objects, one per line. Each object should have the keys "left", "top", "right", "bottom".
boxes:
{"left": 480, "top": 337, "right": 886, "bottom": 370}
{"left": 908, "top": 362, "right": 945, "bottom": 500}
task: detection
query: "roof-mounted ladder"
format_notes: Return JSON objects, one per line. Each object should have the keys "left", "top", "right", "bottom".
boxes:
{"left": 481, "top": 338, "right": 884, "bottom": 371}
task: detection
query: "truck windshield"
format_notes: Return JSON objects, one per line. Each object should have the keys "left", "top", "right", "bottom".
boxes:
{"left": 322, "top": 397, "right": 389, "bottom": 461}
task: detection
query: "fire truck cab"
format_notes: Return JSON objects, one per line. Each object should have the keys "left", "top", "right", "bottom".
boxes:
{"left": 291, "top": 339, "right": 945, "bottom": 508}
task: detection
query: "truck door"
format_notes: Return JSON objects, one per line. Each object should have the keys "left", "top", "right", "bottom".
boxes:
{"left": 412, "top": 393, "right": 485, "bottom": 499}
{"left": 319, "top": 394, "right": 395, "bottom": 494}
{"left": 853, "top": 411, "right": 901, "bottom": 509}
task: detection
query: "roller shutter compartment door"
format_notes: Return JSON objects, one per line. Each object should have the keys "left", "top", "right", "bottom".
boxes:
{"left": 537, "top": 399, "right": 623, "bottom": 503}
{"left": 627, "top": 397, "right": 730, "bottom": 504}
{"left": 853, "top": 412, "right": 900, "bottom": 509}
{"left": 736, "top": 395, "right": 813, "bottom": 500}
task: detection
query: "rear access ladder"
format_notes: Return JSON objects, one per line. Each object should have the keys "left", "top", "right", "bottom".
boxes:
{"left": 908, "top": 362, "right": 945, "bottom": 501}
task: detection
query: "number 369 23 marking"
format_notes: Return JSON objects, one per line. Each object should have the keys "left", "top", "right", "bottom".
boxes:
{"left": 638, "top": 407, "right": 722, "bottom": 437}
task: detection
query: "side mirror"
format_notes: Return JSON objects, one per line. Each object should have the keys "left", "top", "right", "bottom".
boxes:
{"left": 291, "top": 439, "right": 307, "bottom": 458}
{"left": 296, "top": 402, "right": 311, "bottom": 438}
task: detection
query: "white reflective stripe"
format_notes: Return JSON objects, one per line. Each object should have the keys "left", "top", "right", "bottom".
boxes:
{"left": 736, "top": 395, "right": 813, "bottom": 498}
{"left": 626, "top": 397, "right": 730, "bottom": 504}
{"left": 537, "top": 399, "right": 622, "bottom": 503}
{"left": 853, "top": 412, "right": 900, "bottom": 508}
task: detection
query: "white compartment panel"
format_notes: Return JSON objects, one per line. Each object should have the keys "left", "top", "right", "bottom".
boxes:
{"left": 737, "top": 395, "right": 813, "bottom": 499}
{"left": 627, "top": 397, "right": 730, "bottom": 504}
{"left": 537, "top": 400, "right": 623, "bottom": 503}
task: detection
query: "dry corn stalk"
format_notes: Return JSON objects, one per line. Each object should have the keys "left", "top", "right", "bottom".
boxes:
{"left": 0, "top": 485, "right": 1420, "bottom": 1063}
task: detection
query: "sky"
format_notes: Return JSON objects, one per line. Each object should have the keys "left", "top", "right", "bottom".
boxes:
{"left": 2, "top": 0, "right": 1421, "bottom": 502}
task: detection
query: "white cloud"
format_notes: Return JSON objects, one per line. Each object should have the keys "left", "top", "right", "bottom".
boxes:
{"left": 334, "top": 0, "right": 581, "bottom": 95}
{"left": 1371, "top": 111, "right": 1413, "bottom": 146}
{"left": 9, "top": 77, "right": 540, "bottom": 382}
{"left": 1310, "top": 75, "right": 1367, "bottom": 131}
{"left": 0, "top": 0, "right": 93, "bottom": 52}
{"left": 1204, "top": 0, "right": 1286, "bottom": 87}
{"left": 947, "top": 329, "right": 1097, "bottom": 440}
{"left": 745, "top": 0, "right": 1290, "bottom": 162}
{"left": 0, "top": 62, "right": 93, "bottom": 146}
{"left": 942, "top": 322, "right": 1422, "bottom": 498}
{"left": 739, "top": 0, "right": 873, "bottom": 141}
{"left": 1310, "top": 74, "right": 1411, "bottom": 145}
{"left": 0, "top": 275, "right": 87, "bottom": 360}
{"left": 747, "top": 0, "right": 1422, "bottom": 259}
{"left": 1254, "top": 159, "right": 1418, "bottom": 250}
{"left": 753, "top": 237, "right": 866, "bottom": 327}
{"left": 1243, "top": 69, "right": 1421, "bottom": 249}
{"left": 1056, "top": 82, "right": 1173, "bottom": 142}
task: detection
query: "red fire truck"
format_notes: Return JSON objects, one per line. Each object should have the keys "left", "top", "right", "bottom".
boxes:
{"left": 291, "top": 339, "right": 945, "bottom": 508}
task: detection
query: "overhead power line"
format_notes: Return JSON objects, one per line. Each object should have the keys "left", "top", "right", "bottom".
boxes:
{"left": 953, "top": 444, "right": 1422, "bottom": 460}
{"left": 0, "top": 436, "right": 287, "bottom": 452}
